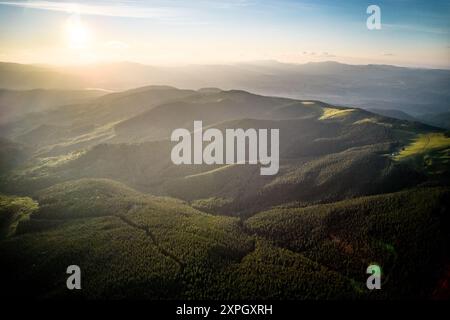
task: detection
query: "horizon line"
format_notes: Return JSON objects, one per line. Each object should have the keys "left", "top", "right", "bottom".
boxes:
{"left": 1, "top": 59, "right": 450, "bottom": 71}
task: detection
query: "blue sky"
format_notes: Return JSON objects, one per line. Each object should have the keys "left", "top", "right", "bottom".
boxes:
{"left": 0, "top": 0, "right": 449, "bottom": 67}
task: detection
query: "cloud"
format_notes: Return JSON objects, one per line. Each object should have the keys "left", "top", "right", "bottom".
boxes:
{"left": 0, "top": 0, "right": 257, "bottom": 18}
{"left": 199, "top": 0, "right": 256, "bottom": 9}
{"left": 0, "top": 1, "right": 182, "bottom": 19}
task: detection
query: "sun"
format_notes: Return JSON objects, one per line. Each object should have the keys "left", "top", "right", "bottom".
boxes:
{"left": 65, "top": 14, "right": 91, "bottom": 49}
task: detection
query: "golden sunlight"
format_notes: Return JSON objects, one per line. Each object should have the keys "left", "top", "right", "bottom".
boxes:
{"left": 65, "top": 14, "right": 91, "bottom": 49}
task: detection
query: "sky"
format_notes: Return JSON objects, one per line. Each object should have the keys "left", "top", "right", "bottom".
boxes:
{"left": 0, "top": 0, "right": 449, "bottom": 68}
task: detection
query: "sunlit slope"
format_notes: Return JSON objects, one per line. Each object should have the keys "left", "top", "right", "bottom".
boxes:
{"left": 1, "top": 110, "right": 442, "bottom": 214}
{"left": 394, "top": 132, "right": 450, "bottom": 177}
{"left": 0, "top": 86, "right": 376, "bottom": 155}
{"left": 0, "top": 194, "right": 37, "bottom": 238}
{"left": 113, "top": 90, "right": 311, "bottom": 142}
{"left": 0, "top": 86, "right": 197, "bottom": 153}
{"left": 1, "top": 85, "right": 436, "bottom": 157}
{"left": 395, "top": 133, "right": 450, "bottom": 159}
{"left": 0, "top": 86, "right": 445, "bottom": 216}
{"left": 1, "top": 116, "right": 426, "bottom": 213}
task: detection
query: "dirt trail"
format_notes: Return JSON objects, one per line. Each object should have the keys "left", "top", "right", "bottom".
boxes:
{"left": 117, "top": 214, "right": 185, "bottom": 274}
{"left": 421, "top": 134, "right": 431, "bottom": 154}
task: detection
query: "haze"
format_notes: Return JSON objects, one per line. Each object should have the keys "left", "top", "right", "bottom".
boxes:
{"left": 0, "top": 0, "right": 449, "bottom": 68}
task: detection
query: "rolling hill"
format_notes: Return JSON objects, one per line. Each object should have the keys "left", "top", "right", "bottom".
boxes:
{"left": 0, "top": 87, "right": 446, "bottom": 215}
{"left": 0, "top": 84, "right": 449, "bottom": 299}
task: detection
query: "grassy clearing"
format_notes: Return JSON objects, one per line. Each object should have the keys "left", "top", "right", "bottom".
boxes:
{"left": 394, "top": 133, "right": 450, "bottom": 160}
{"left": 353, "top": 118, "right": 393, "bottom": 128}
{"left": 320, "top": 107, "right": 355, "bottom": 120}
{"left": 184, "top": 164, "right": 236, "bottom": 178}
{"left": 0, "top": 194, "right": 38, "bottom": 238}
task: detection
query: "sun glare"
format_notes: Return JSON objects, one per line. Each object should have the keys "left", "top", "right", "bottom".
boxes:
{"left": 65, "top": 14, "right": 91, "bottom": 49}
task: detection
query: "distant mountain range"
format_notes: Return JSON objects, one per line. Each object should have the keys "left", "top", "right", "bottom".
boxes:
{"left": 1, "top": 61, "right": 449, "bottom": 127}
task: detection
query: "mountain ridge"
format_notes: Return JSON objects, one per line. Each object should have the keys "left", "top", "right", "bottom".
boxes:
{"left": 1, "top": 60, "right": 449, "bottom": 118}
